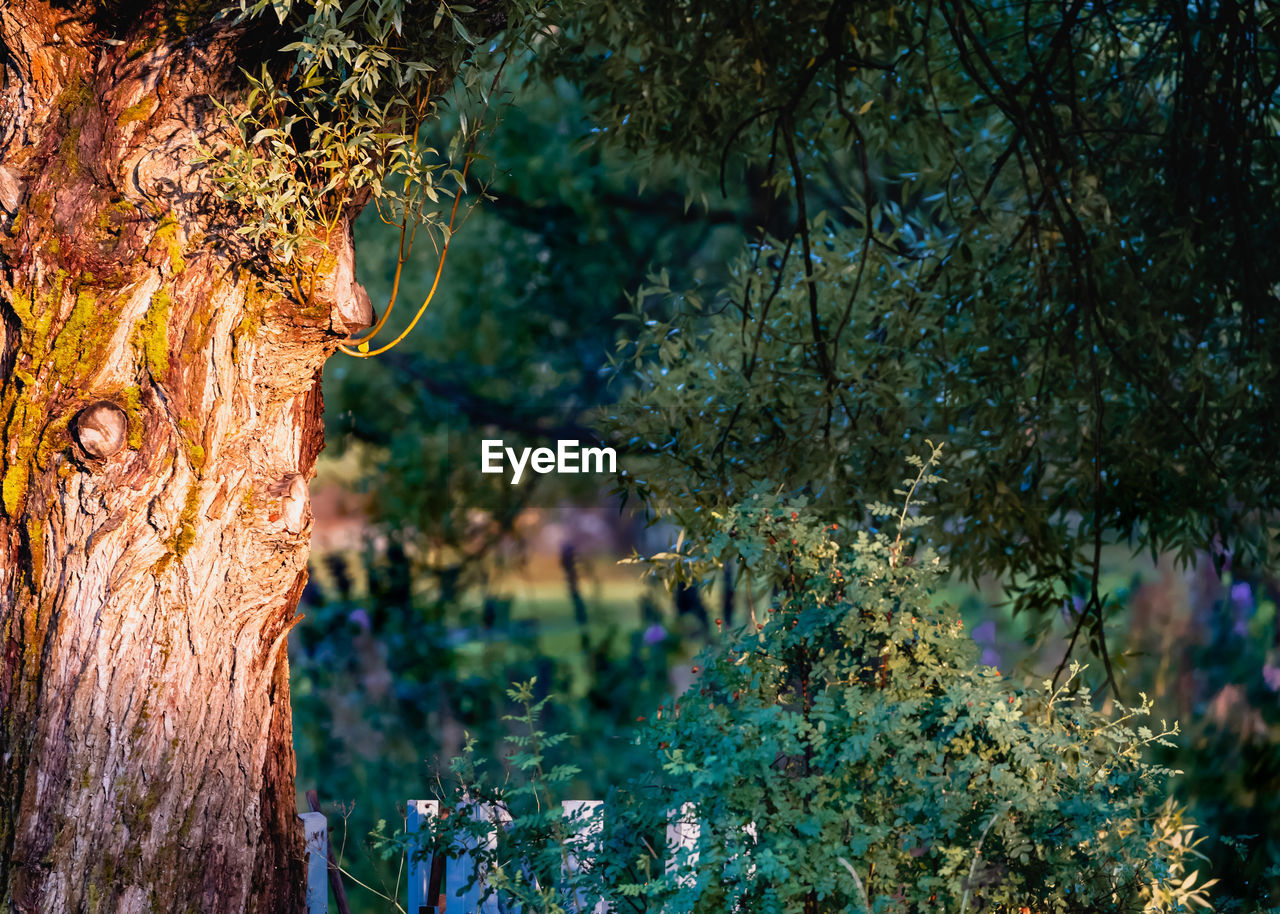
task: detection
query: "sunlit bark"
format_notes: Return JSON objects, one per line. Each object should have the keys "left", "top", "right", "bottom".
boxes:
{"left": 0, "top": 5, "right": 379, "bottom": 910}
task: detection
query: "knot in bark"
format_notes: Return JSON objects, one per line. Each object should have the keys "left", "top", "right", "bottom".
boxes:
{"left": 267, "top": 472, "right": 308, "bottom": 534}
{"left": 0, "top": 164, "right": 27, "bottom": 213}
{"left": 74, "top": 400, "right": 128, "bottom": 460}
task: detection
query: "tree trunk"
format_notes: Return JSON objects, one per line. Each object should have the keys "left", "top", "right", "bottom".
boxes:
{"left": 0, "top": 6, "right": 385, "bottom": 911}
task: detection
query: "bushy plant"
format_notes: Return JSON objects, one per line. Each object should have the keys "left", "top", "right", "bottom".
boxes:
{"left": 294, "top": 537, "right": 684, "bottom": 913}
{"left": 414, "top": 448, "right": 1214, "bottom": 912}
{"left": 204, "top": 0, "right": 542, "bottom": 267}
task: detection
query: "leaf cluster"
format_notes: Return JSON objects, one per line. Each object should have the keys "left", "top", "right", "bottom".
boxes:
{"left": 202, "top": 0, "right": 545, "bottom": 266}
{"left": 419, "top": 465, "right": 1212, "bottom": 912}
{"left": 554, "top": 0, "right": 1280, "bottom": 663}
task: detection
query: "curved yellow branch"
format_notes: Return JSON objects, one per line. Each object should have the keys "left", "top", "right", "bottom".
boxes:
{"left": 340, "top": 56, "right": 507, "bottom": 359}
{"left": 338, "top": 153, "right": 471, "bottom": 359}
{"left": 344, "top": 214, "right": 409, "bottom": 347}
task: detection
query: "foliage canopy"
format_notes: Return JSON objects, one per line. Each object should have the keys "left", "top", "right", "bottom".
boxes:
{"left": 545, "top": 0, "right": 1280, "bottom": 677}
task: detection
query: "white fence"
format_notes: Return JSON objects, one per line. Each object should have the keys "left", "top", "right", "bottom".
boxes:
{"left": 299, "top": 801, "right": 702, "bottom": 914}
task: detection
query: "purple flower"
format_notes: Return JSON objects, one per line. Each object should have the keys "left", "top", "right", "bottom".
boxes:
{"left": 972, "top": 620, "right": 997, "bottom": 645}
{"left": 348, "top": 608, "right": 371, "bottom": 631}
{"left": 981, "top": 648, "right": 1001, "bottom": 670}
{"left": 643, "top": 624, "right": 667, "bottom": 645}
{"left": 1230, "top": 582, "right": 1254, "bottom": 637}
{"left": 1263, "top": 664, "right": 1280, "bottom": 693}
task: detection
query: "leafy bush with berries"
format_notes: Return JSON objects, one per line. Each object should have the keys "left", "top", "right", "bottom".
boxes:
{"left": 415, "top": 449, "right": 1214, "bottom": 912}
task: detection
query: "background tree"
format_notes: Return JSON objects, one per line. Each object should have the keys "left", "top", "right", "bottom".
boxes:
{"left": 325, "top": 68, "right": 747, "bottom": 591}
{"left": 292, "top": 66, "right": 755, "bottom": 904}
{"left": 0, "top": 1, "right": 519, "bottom": 909}
{"left": 471, "top": 0, "right": 1279, "bottom": 899}
{"left": 550, "top": 0, "right": 1280, "bottom": 691}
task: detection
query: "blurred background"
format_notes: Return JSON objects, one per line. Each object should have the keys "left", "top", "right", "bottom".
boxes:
{"left": 288, "top": 68, "right": 1280, "bottom": 913}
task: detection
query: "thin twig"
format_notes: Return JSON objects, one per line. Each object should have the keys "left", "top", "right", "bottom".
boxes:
{"left": 836, "top": 857, "right": 872, "bottom": 913}
{"left": 960, "top": 804, "right": 1008, "bottom": 914}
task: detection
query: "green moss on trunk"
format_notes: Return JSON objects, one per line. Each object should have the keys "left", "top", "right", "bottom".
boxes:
{"left": 168, "top": 483, "right": 200, "bottom": 557}
{"left": 133, "top": 288, "right": 172, "bottom": 377}
{"left": 122, "top": 386, "right": 143, "bottom": 448}
{"left": 154, "top": 215, "right": 186, "bottom": 275}
{"left": 116, "top": 99, "right": 155, "bottom": 127}
{"left": 49, "top": 288, "right": 100, "bottom": 377}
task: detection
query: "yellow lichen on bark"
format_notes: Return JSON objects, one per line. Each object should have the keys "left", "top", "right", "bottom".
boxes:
{"left": 133, "top": 287, "right": 172, "bottom": 377}
{"left": 154, "top": 215, "right": 186, "bottom": 275}
{"left": 1, "top": 464, "right": 26, "bottom": 517}
{"left": 122, "top": 385, "right": 143, "bottom": 448}
{"left": 115, "top": 98, "right": 155, "bottom": 127}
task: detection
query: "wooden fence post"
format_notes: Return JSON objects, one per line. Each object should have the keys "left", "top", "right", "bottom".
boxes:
{"left": 298, "top": 810, "right": 329, "bottom": 914}
{"left": 666, "top": 803, "right": 700, "bottom": 888}
{"left": 430, "top": 799, "right": 501, "bottom": 913}
{"left": 407, "top": 800, "right": 439, "bottom": 914}
{"left": 562, "top": 800, "right": 608, "bottom": 913}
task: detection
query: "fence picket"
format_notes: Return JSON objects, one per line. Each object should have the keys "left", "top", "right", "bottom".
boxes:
{"left": 406, "top": 798, "right": 722, "bottom": 912}
{"left": 406, "top": 800, "right": 438, "bottom": 914}
{"left": 561, "top": 800, "right": 608, "bottom": 913}
{"left": 665, "top": 802, "right": 700, "bottom": 888}
{"left": 298, "top": 811, "right": 329, "bottom": 914}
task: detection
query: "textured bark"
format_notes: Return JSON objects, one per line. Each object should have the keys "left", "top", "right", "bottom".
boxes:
{"left": 0, "top": 4, "right": 388, "bottom": 911}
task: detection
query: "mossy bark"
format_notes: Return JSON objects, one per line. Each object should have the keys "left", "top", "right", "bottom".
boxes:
{"left": 0, "top": 4, "right": 397, "bottom": 911}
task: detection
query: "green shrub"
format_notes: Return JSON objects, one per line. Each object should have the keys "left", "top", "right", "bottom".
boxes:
{"left": 417, "top": 449, "right": 1214, "bottom": 912}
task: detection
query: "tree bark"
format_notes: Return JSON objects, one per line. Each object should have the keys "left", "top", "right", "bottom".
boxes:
{"left": 0, "top": 5, "right": 391, "bottom": 911}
